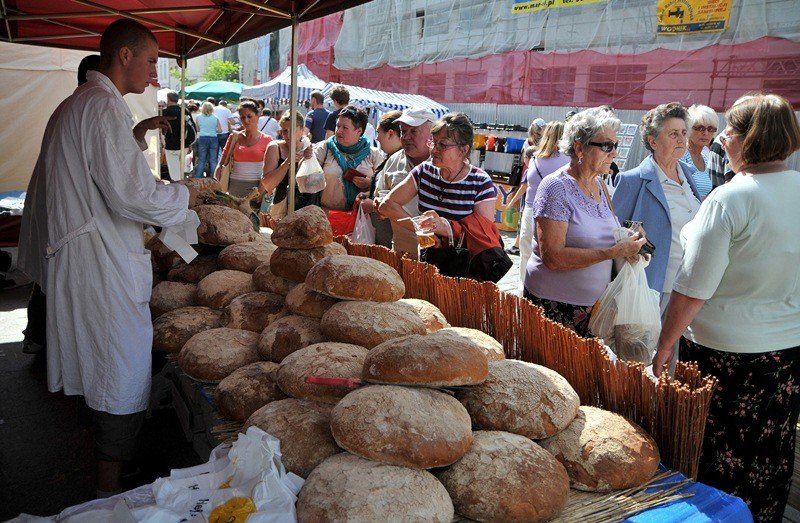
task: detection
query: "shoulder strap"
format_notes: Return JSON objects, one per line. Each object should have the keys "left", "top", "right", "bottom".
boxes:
{"left": 259, "top": 117, "right": 271, "bottom": 132}
{"left": 222, "top": 132, "right": 240, "bottom": 166}
{"left": 598, "top": 177, "right": 620, "bottom": 228}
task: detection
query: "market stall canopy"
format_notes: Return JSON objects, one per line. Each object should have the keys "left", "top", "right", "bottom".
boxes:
{"left": 185, "top": 80, "right": 243, "bottom": 100}
{"left": 321, "top": 82, "right": 449, "bottom": 119}
{"left": 0, "top": 0, "right": 374, "bottom": 59}
{"left": 241, "top": 63, "right": 325, "bottom": 102}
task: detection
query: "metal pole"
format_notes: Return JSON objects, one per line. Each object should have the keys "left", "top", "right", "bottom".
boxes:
{"left": 179, "top": 56, "right": 187, "bottom": 176}
{"left": 287, "top": 11, "right": 299, "bottom": 215}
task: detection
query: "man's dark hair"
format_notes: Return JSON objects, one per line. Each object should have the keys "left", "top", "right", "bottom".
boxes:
{"left": 77, "top": 54, "right": 101, "bottom": 85}
{"left": 166, "top": 90, "right": 179, "bottom": 103}
{"left": 310, "top": 91, "right": 324, "bottom": 105}
{"left": 330, "top": 85, "right": 350, "bottom": 106}
{"left": 256, "top": 99, "right": 265, "bottom": 109}
{"left": 207, "top": 97, "right": 217, "bottom": 105}
{"left": 263, "top": 109, "right": 272, "bottom": 117}
{"left": 99, "top": 19, "right": 157, "bottom": 69}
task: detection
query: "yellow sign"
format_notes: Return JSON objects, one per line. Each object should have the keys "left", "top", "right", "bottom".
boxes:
{"left": 656, "top": 0, "right": 731, "bottom": 34}
{"left": 512, "top": 0, "right": 605, "bottom": 14}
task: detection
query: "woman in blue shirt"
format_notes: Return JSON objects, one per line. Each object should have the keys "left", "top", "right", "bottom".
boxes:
{"left": 680, "top": 104, "right": 718, "bottom": 199}
{"left": 194, "top": 101, "right": 222, "bottom": 178}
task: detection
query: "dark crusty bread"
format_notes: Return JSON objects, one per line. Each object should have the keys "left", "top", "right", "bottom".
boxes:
{"left": 215, "top": 361, "right": 285, "bottom": 421}
{"left": 217, "top": 241, "right": 276, "bottom": 273}
{"left": 296, "top": 453, "right": 454, "bottom": 523}
{"left": 167, "top": 255, "right": 218, "bottom": 284}
{"left": 178, "top": 327, "right": 260, "bottom": 382}
{"left": 244, "top": 398, "right": 339, "bottom": 478}
{"left": 320, "top": 301, "right": 426, "bottom": 349}
{"left": 539, "top": 406, "right": 660, "bottom": 492}
{"left": 397, "top": 298, "right": 450, "bottom": 333}
{"left": 363, "top": 330, "right": 488, "bottom": 387}
{"left": 277, "top": 342, "right": 368, "bottom": 404}
{"left": 252, "top": 260, "right": 297, "bottom": 296}
{"left": 438, "top": 326, "right": 505, "bottom": 361}
{"left": 270, "top": 205, "right": 333, "bottom": 249}
{"left": 196, "top": 269, "right": 255, "bottom": 309}
{"left": 305, "top": 255, "right": 405, "bottom": 302}
{"left": 270, "top": 243, "right": 347, "bottom": 282}
{"left": 152, "top": 306, "right": 222, "bottom": 353}
{"left": 456, "top": 359, "right": 580, "bottom": 439}
{"left": 195, "top": 204, "right": 256, "bottom": 246}
{"left": 285, "top": 283, "right": 340, "bottom": 319}
{"left": 150, "top": 281, "right": 196, "bottom": 318}
{"left": 145, "top": 235, "right": 181, "bottom": 273}
{"left": 220, "top": 291, "right": 285, "bottom": 333}
{"left": 437, "top": 430, "right": 569, "bottom": 522}
{"left": 330, "top": 385, "right": 473, "bottom": 469}
{"left": 257, "top": 315, "right": 327, "bottom": 363}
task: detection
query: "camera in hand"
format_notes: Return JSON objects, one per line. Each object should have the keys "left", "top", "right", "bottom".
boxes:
{"left": 623, "top": 220, "right": 656, "bottom": 256}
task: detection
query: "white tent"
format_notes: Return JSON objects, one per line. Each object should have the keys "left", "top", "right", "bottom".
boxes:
{"left": 241, "top": 64, "right": 326, "bottom": 103}
{"left": 321, "top": 82, "right": 450, "bottom": 119}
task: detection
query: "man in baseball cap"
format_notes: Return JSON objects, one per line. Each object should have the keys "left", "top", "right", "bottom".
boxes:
{"left": 396, "top": 107, "right": 437, "bottom": 127}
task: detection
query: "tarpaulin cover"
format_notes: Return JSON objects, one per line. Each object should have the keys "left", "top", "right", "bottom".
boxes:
{"left": 320, "top": 82, "right": 450, "bottom": 118}
{"left": 184, "top": 80, "right": 244, "bottom": 100}
{"left": 241, "top": 64, "right": 327, "bottom": 102}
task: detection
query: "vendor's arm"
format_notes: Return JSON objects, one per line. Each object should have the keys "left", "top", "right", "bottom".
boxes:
{"left": 653, "top": 292, "right": 706, "bottom": 373}
{"left": 132, "top": 116, "right": 173, "bottom": 150}
{"left": 375, "top": 173, "right": 418, "bottom": 230}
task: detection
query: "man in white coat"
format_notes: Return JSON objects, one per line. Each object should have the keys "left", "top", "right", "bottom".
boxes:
{"left": 40, "top": 19, "right": 196, "bottom": 496}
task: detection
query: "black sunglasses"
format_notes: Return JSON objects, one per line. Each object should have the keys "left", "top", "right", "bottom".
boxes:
{"left": 587, "top": 141, "right": 619, "bottom": 153}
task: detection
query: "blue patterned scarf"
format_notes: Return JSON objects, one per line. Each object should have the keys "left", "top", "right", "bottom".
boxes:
{"left": 326, "top": 135, "right": 371, "bottom": 208}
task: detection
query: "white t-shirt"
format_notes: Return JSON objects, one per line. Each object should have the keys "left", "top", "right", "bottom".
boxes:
{"left": 675, "top": 170, "right": 800, "bottom": 353}
{"left": 364, "top": 122, "right": 377, "bottom": 146}
{"left": 213, "top": 105, "right": 232, "bottom": 133}
{"left": 258, "top": 116, "right": 280, "bottom": 139}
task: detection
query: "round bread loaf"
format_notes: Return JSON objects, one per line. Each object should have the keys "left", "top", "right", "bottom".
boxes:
{"left": 297, "top": 453, "right": 454, "bottom": 523}
{"left": 215, "top": 361, "right": 285, "bottom": 421}
{"left": 196, "top": 270, "right": 255, "bottom": 309}
{"left": 276, "top": 343, "right": 368, "bottom": 404}
{"left": 439, "top": 327, "right": 505, "bottom": 361}
{"left": 285, "top": 284, "right": 340, "bottom": 319}
{"left": 321, "top": 301, "right": 426, "bottom": 349}
{"left": 178, "top": 327, "right": 260, "bottom": 382}
{"left": 244, "top": 398, "right": 338, "bottom": 478}
{"left": 152, "top": 306, "right": 223, "bottom": 353}
{"left": 331, "top": 385, "right": 473, "bottom": 469}
{"left": 397, "top": 298, "right": 450, "bottom": 333}
{"left": 363, "top": 330, "right": 488, "bottom": 387}
{"left": 182, "top": 177, "right": 221, "bottom": 194}
{"left": 167, "top": 255, "right": 218, "bottom": 284}
{"left": 539, "top": 406, "right": 660, "bottom": 492}
{"left": 270, "top": 205, "right": 333, "bottom": 249}
{"left": 150, "top": 281, "right": 197, "bottom": 318}
{"left": 252, "top": 261, "right": 297, "bottom": 296}
{"left": 257, "top": 315, "right": 327, "bottom": 363}
{"left": 456, "top": 359, "right": 579, "bottom": 439}
{"left": 146, "top": 235, "right": 181, "bottom": 273}
{"left": 221, "top": 291, "right": 285, "bottom": 333}
{"left": 270, "top": 243, "right": 347, "bottom": 282}
{"left": 196, "top": 204, "right": 255, "bottom": 246}
{"left": 437, "top": 431, "right": 569, "bottom": 522}
{"left": 217, "top": 242, "right": 276, "bottom": 273}
{"left": 306, "top": 255, "right": 405, "bottom": 302}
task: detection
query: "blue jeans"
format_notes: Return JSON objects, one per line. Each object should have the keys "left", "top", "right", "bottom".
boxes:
{"left": 217, "top": 133, "right": 229, "bottom": 158}
{"left": 195, "top": 136, "right": 218, "bottom": 178}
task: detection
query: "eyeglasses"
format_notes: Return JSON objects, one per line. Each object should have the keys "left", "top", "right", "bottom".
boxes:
{"left": 587, "top": 141, "right": 619, "bottom": 153}
{"left": 692, "top": 125, "right": 718, "bottom": 133}
{"left": 720, "top": 132, "right": 739, "bottom": 145}
{"left": 431, "top": 141, "right": 461, "bottom": 151}
{"left": 339, "top": 108, "right": 360, "bottom": 118}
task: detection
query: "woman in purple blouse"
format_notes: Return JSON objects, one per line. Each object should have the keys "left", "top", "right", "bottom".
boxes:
{"left": 523, "top": 107, "right": 648, "bottom": 336}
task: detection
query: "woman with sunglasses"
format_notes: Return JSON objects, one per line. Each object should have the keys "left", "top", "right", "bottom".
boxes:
{"left": 215, "top": 100, "right": 272, "bottom": 197}
{"left": 260, "top": 111, "right": 313, "bottom": 220}
{"left": 523, "top": 107, "right": 646, "bottom": 336}
{"left": 653, "top": 94, "right": 800, "bottom": 522}
{"left": 612, "top": 103, "right": 702, "bottom": 369}
{"left": 681, "top": 104, "right": 719, "bottom": 199}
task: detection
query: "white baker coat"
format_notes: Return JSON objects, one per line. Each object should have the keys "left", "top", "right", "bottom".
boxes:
{"left": 44, "top": 71, "right": 190, "bottom": 415}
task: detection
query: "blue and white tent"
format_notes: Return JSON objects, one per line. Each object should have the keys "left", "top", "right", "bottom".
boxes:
{"left": 241, "top": 64, "right": 326, "bottom": 102}
{"left": 320, "top": 82, "right": 449, "bottom": 119}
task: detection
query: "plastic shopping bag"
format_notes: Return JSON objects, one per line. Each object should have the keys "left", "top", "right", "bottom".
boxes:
{"left": 352, "top": 204, "right": 376, "bottom": 244}
{"left": 295, "top": 150, "right": 326, "bottom": 194}
{"left": 588, "top": 259, "right": 661, "bottom": 364}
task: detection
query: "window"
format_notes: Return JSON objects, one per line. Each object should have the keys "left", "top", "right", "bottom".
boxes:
{"left": 588, "top": 64, "right": 647, "bottom": 105}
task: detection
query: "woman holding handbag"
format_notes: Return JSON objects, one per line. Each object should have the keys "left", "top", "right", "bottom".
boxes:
{"left": 215, "top": 100, "right": 272, "bottom": 197}
{"left": 261, "top": 112, "right": 313, "bottom": 221}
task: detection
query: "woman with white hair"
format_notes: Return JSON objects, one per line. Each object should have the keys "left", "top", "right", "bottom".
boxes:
{"left": 523, "top": 107, "right": 647, "bottom": 336}
{"left": 682, "top": 104, "right": 718, "bottom": 199}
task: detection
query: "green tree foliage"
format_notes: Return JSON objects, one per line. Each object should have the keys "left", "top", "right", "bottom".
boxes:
{"left": 168, "top": 66, "right": 197, "bottom": 85}
{"left": 203, "top": 59, "right": 241, "bottom": 81}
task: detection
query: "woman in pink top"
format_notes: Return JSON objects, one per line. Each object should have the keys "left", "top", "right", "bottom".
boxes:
{"left": 216, "top": 100, "right": 272, "bottom": 197}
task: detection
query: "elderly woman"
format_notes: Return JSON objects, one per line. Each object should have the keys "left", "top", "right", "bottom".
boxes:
{"left": 524, "top": 108, "right": 646, "bottom": 336}
{"left": 215, "top": 100, "right": 272, "bottom": 197}
{"left": 194, "top": 101, "right": 222, "bottom": 178}
{"left": 653, "top": 94, "right": 800, "bottom": 522}
{"left": 681, "top": 104, "right": 718, "bottom": 199}
{"left": 260, "top": 112, "right": 312, "bottom": 220}
{"left": 313, "top": 105, "right": 383, "bottom": 212}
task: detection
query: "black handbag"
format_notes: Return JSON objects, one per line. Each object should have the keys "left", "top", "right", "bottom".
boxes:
{"left": 420, "top": 232, "right": 471, "bottom": 278}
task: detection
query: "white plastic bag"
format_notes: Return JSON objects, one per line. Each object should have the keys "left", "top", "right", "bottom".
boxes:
{"left": 588, "top": 259, "right": 661, "bottom": 364}
{"left": 351, "top": 205, "right": 376, "bottom": 244}
{"left": 295, "top": 148, "right": 326, "bottom": 194}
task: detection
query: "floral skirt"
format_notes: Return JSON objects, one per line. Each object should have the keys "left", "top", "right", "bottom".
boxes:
{"left": 523, "top": 289, "right": 591, "bottom": 338}
{"left": 681, "top": 337, "right": 800, "bottom": 523}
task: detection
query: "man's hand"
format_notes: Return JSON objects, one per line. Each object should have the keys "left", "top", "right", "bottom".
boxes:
{"left": 133, "top": 116, "right": 174, "bottom": 142}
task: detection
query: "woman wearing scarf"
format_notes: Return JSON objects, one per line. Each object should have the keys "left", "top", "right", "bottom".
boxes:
{"left": 313, "top": 105, "right": 384, "bottom": 211}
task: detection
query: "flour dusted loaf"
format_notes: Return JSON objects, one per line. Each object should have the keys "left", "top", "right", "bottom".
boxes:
{"left": 539, "top": 406, "right": 660, "bottom": 492}
{"left": 251, "top": 261, "right": 297, "bottom": 296}
{"left": 285, "top": 284, "right": 340, "bottom": 318}
{"left": 306, "top": 255, "right": 405, "bottom": 302}
{"left": 321, "top": 301, "right": 426, "bottom": 349}
{"left": 437, "top": 431, "right": 569, "bottom": 522}
{"left": 456, "top": 359, "right": 580, "bottom": 439}
{"left": 296, "top": 453, "right": 454, "bottom": 523}
{"left": 269, "top": 243, "right": 347, "bottom": 282}
{"left": 397, "top": 298, "right": 450, "bottom": 333}
{"left": 150, "top": 281, "right": 197, "bottom": 318}
{"left": 439, "top": 326, "right": 505, "bottom": 361}
{"left": 146, "top": 235, "right": 181, "bottom": 273}
{"left": 270, "top": 205, "right": 333, "bottom": 249}
{"left": 196, "top": 270, "right": 255, "bottom": 309}
{"left": 195, "top": 204, "right": 256, "bottom": 246}
{"left": 257, "top": 315, "right": 327, "bottom": 363}
{"left": 167, "top": 255, "right": 218, "bottom": 283}
{"left": 331, "top": 385, "right": 473, "bottom": 469}
{"left": 276, "top": 343, "right": 368, "bottom": 404}
{"left": 220, "top": 291, "right": 285, "bottom": 332}
{"left": 244, "top": 398, "right": 339, "bottom": 478}
{"left": 181, "top": 177, "right": 221, "bottom": 194}
{"left": 217, "top": 241, "right": 276, "bottom": 273}
{"left": 363, "top": 330, "right": 488, "bottom": 387}
{"left": 178, "top": 327, "right": 260, "bottom": 382}
{"left": 215, "top": 361, "right": 285, "bottom": 421}
{"left": 152, "top": 306, "right": 223, "bottom": 353}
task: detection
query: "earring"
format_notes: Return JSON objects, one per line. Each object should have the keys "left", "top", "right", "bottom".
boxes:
{"left": 578, "top": 157, "right": 583, "bottom": 165}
